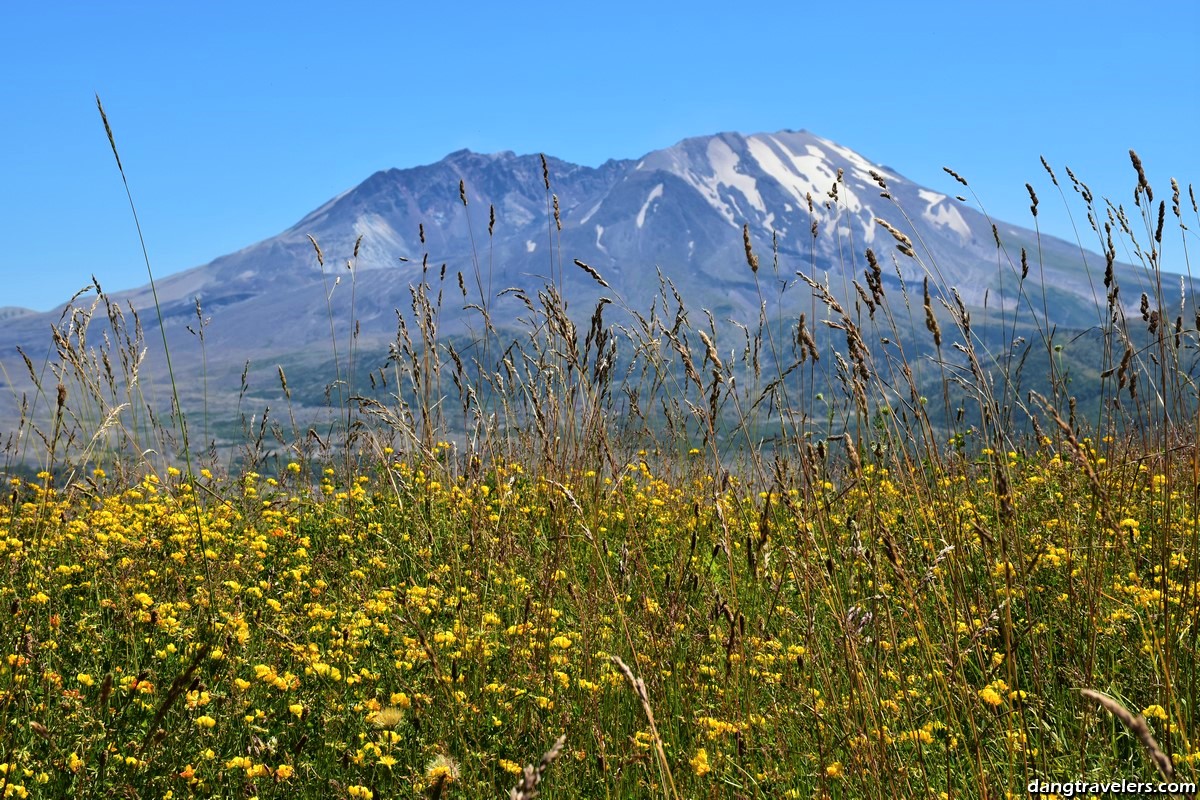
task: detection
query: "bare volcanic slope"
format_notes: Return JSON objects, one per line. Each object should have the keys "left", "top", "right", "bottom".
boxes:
{"left": 0, "top": 129, "right": 1163, "bottom": 438}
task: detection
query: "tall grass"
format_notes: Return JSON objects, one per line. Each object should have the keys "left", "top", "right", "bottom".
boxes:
{"left": 0, "top": 114, "right": 1198, "bottom": 799}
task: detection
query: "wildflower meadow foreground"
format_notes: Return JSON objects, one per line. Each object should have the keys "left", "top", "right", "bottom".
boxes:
{"left": 1, "top": 117, "right": 1198, "bottom": 798}
{"left": 3, "top": 437, "right": 1199, "bottom": 799}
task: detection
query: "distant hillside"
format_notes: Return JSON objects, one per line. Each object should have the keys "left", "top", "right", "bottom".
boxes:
{"left": 0, "top": 307, "right": 34, "bottom": 322}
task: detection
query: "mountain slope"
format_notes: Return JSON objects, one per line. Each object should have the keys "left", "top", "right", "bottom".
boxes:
{"left": 0, "top": 129, "right": 1171, "bottom": 437}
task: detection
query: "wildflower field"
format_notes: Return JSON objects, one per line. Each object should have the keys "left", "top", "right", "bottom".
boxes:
{"left": 1, "top": 111, "right": 1199, "bottom": 798}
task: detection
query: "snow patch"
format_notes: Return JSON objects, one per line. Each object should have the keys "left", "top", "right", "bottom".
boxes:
{"left": 526, "top": 240, "right": 537, "bottom": 253}
{"left": 579, "top": 200, "right": 602, "bottom": 225}
{"left": 862, "top": 217, "right": 878, "bottom": 244}
{"left": 745, "top": 137, "right": 830, "bottom": 209}
{"left": 353, "top": 213, "right": 405, "bottom": 250}
{"left": 816, "top": 136, "right": 896, "bottom": 186}
{"left": 755, "top": 135, "right": 877, "bottom": 218}
{"left": 501, "top": 196, "right": 535, "bottom": 228}
{"left": 595, "top": 224, "right": 608, "bottom": 253}
{"left": 637, "top": 183, "right": 664, "bottom": 229}
{"left": 677, "top": 139, "right": 766, "bottom": 226}
{"left": 918, "top": 189, "right": 971, "bottom": 240}
{"left": 746, "top": 135, "right": 882, "bottom": 242}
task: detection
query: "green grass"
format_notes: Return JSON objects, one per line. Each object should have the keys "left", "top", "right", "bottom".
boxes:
{"left": 0, "top": 111, "right": 1198, "bottom": 798}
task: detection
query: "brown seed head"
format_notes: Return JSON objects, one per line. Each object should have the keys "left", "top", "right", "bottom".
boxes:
{"left": 1081, "top": 689, "right": 1174, "bottom": 781}
{"left": 1129, "top": 149, "right": 1151, "bottom": 201}
{"left": 743, "top": 224, "right": 759, "bottom": 273}
{"left": 943, "top": 166, "right": 968, "bottom": 186}
{"left": 573, "top": 259, "right": 609, "bottom": 288}
{"left": 923, "top": 277, "right": 942, "bottom": 348}
{"left": 1040, "top": 156, "right": 1058, "bottom": 186}
{"left": 307, "top": 235, "right": 324, "bottom": 267}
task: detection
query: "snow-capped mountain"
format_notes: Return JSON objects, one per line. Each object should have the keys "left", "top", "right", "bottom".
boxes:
{"left": 0, "top": 129, "right": 1163, "bottom": 433}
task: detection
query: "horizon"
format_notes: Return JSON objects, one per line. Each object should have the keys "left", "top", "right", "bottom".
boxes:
{"left": 3, "top": 0, "right": 1196, "bottom": 313}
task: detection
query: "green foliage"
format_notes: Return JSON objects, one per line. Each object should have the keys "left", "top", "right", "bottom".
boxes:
{"left": 2, "top": 130, "right": 1198, "bottom": 798}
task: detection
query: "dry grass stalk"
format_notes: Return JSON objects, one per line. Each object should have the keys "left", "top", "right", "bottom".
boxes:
{"left": 573, "top": 259, "right": 610, "bottom": 288}
{"left": 1129, "top": 150, "right": 1151, "bottom": 201}
{"left": 140, "top": 642, "right": 211, "bottom": 756}
{"left": 923, "top": 277, "right": 942, "bottom": 348}
{"left": 306, "top": 234, "right": 324, "bottom": 267}
{"left": 795, "top": 270, "right": 846, "bottom": 316}
{"left": 697, "top": 330, "right": 723, "bottom": 375}
{"left": 1040, "top": 155, "right": 1059, "bottom": 186}
{"left": 876, "top": 217, "right": 912, "bottom": 248}
{"left": 743, "top": 223, "right": 759, "bottom": 273}
{"left": 609, "top": 655, "right": 678, "bottom": 799}
{"left": 795, "top": 313, "right": 819, "bottom": 363}
{"left": 1081, "top": 689, "right": 1175, "bottom": 781}
{"left": 943, "top": 166, "right": 968, "bottom": 186}
{"left": 508, "top": 734, "right": 567, "bottom": 800}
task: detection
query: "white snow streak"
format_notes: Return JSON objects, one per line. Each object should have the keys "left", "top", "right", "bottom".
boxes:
{"left": 745, "top": 137, "right": 828, "bottom": 207}
{"left": 636, "top": 183, "right": 664, "bottom": 229}
{"left": 678, "top": 139, "right": 766, "bottom": 226}
{"left": 353, "top": 213, "right": 406, "bottom": 254}
{"left": 918, "top": 189, "right": 971, "bottom": 240}
{"left": 579, "top": 200, "right": 602, "bottom": 225}
{"left": 745, "top": 136, "right": 873, "bottom": 240}
{"left": 816, "top": 136, "right": 896, "bottom": 186}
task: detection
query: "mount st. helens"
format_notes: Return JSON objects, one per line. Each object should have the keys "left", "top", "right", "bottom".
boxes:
{"left": 0, "top": 129, "right": 1166, "bottom": 437}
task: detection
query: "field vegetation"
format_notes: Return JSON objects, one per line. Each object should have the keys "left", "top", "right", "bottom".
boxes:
{"left": 1, "top": 102, "right": 1198, "bottom": 798}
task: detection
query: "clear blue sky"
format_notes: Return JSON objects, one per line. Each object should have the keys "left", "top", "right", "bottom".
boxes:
{"left": 3, "top": 0, "right": 1196, "bottom": 312}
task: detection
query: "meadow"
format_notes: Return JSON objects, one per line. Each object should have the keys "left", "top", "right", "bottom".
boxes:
{"left": 1, "top": 106, "right": 1198, "bottom": 798}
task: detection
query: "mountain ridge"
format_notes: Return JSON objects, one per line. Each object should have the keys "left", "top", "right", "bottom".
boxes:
{"left": 0, "top": 128, "right": 1172, "bottom": 437}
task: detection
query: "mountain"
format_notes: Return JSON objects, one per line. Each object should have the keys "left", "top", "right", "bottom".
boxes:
{"left": 0, "top": 129, "right": 1172, "bottom": 442}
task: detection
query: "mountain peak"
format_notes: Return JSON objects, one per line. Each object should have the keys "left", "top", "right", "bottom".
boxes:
{"left": 442, "top": 148, "right": 519, "bottom": 164}
{"left": 0, "top": 126, "right": 1147, "bottom": 382}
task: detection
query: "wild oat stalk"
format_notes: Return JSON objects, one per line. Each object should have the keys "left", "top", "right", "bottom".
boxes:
{"left": 508, "top": 734, "right": 567, "bottom": 800}
{"left": 609, "top": 655, "right": 679, "bottom": 800}
{"left": 95, "top": 95, "right": 216, "bottom": 621}
{"left": 1081, "top": 689, "right": 1175, "bottom": 781}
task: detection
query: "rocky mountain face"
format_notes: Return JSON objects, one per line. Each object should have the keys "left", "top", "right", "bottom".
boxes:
{"left": 0, "top": 129, "right": 1165, "bottom": 440}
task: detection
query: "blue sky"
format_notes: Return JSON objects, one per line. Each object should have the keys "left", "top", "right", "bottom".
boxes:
{"left": 2, "top": 0, "right": 1196, "bottom": 312}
